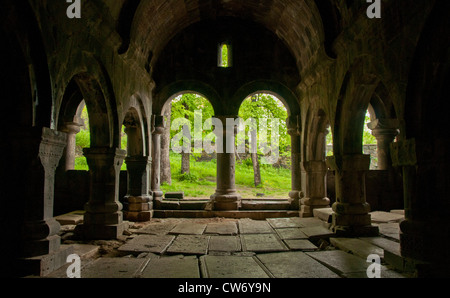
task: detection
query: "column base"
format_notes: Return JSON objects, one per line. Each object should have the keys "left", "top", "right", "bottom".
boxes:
{"left": 21, "top": 235, "right": 61, "bottom": 258}
{"left": 289, "top": 190, "right": 303, "bottom": 210}
{"left": 331, "top": 213, "right": 379, "bottom": 237}
{"left": 123, "top": 196, "right": 153, "bottom": 222}
{"left": 75, "top": 222, "right": 127, "bottom": 240}
{"left": 16, "top": 244, "right": 74, "bottom": 277}
{"left": 210, "top": 193, "right": 242, "bottom": 211}
{"left": 300, "top": 197, "right": 330, "bottom": 218}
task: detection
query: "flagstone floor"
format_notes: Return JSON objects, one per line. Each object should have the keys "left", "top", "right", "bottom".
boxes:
{"left": 45, "top": 210, "right": 411, "bottom": 279}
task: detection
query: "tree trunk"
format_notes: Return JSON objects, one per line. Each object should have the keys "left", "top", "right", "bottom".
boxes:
{"left": 160, "top": 104, "right": 172, "bottom": 185}
{"left": 250, "top": 128, "right": 261, "bottom": 187}
{"left": 181, "top": 102, "right": 190, "bottom": 174}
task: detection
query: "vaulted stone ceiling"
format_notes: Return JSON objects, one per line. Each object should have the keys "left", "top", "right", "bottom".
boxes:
{"left": 116, "top": 0, "right": 331, "bottom": 75}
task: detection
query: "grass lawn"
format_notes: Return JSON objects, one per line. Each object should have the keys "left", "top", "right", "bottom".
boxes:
{"left": 74, "top": 152, "right": 292, "bottom": 200}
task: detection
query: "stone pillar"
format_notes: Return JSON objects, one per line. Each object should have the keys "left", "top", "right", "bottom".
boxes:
{"left": 391, "top": 138, "right": 450, "bottom": 277}
{"left": 300, "top": 160, "right": 330, "bottom": 218}
{"left": 210, "top": 116, "right": 242, "bottom": 211}
{"left": 326, "top": 154, "right": 379, "bottom": 236}
{"left": 287, "top": 116, "right": 302, "bottom": 209}
{"left": 123, "top": 156, "right": 153, "bottom": 222}
{"left": 151, "top": 115, "right": 165, "bottom": 207}
{"left": 10, "top": 127, "right": 74, "bottom": 276}
{"left": 368, "top": 119, "right": 399, "bottom": 170}
{"left": 61, "top": 122, "right": 82, "bottom": 171}
{"left": 78, "top": 147, "right": 127, "bottom": 239}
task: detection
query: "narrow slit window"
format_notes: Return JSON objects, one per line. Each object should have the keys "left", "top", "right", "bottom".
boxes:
{"left": 218, "top": 42, "right": 232, "bottom": 68}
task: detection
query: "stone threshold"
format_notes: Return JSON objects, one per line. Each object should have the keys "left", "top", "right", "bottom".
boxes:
{"left": 153, "top": 210, "right": 300, "bottom": 220}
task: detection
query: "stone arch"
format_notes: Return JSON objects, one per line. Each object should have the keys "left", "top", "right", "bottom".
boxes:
{"left": 333, "top": 60, "right": 380, "bottom": 156}
{"left": 306, "top": 109, "right": 330, "bottom": 161}
{"left": 231, "top": 80, "right": 300, "bottom": 117}
{"left": 153, "top": 81, "right": 220, "bottom": 116}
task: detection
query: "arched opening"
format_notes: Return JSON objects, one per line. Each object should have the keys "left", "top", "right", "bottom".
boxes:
{"left": 159, "top": 92, "right": 217, "bottom": 202}
{"left": 236, "top": 92, "right": 291, "bottom": 200}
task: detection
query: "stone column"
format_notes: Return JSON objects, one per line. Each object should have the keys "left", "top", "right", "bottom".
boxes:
{"left": 151, "top": 115, "right": 165, "bottom": 207}
{"left": 391, "top": 138, "right": 450, "bottom": 276}
{"left": 61, "top": 122, "right": 82, "bottom": 171}
{"left": 210, "top": 116, "right": 242, "bottom": 211}
{"left": 10, "top": 127, "right": 74, "bottom": 276}
{"left": 123, "top": 156, "right": 153, "bottom": 222}
{"left": 326, "top": 154, "right": 379, "bottom": 236}
{"left": 78, "top": 147, "right": 127, "bottom": 239}
{"left": 367, "top": 119, "right": 399, "bottom": 170}
{"left": 287, "top": 116, "right": 303, "bottom": 209}
{"left": 21, "top": 128, "right": 68, "bottom": 255}
{"left": 300, "top": 160, "right": 330, "bottom": 218}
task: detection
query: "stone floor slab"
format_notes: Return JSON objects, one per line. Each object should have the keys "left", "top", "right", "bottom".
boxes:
{"left": 313, "top": 208, "right": 333, "bottom": 222}
{"left": 118, "top": 235, "right": 175, "bottom": 254}
{"left": 266, "top": 218, "right": 302, "bottom": 229}
{"left": 275, "top": 228, "right": 308, "bottom": 240}
{"left": 360, "top": 237, "right": 401, "bottom": 254}
{"left": 209, "top": 236, "right": 241, "bottom": 252}
{"left": 140, "top": 255, "right": 200, "bottom": 278}
{"left": 256, "top": 252, "right": 339, "bottom": 278}
{"left": 375, "top": 223, "right": 400, "bottom": 240}
{"left": 370, "top": 211, "right": 404, "bottom": 223}
{"left": 300, "top": 225, "right": 335, "bottom": 240}
{"left": 283, "top": 239, "right": 318, "bottom": 251}
{"left": 81, "top": 258, "right": 148, "bottom": 278}
{"left": 290, "top": 217, "right": 325, "bottom": 227}
{"left": 135, "top": 222, "right": 177, "bottom": 235}
{"left": 200, "top": 255, "right": 270, "bottom": 278}
{"left": 330, "top": 238, "right": 384, "bottom": 260}
{"left": 306, "top": 250, "right": 369, "bottom": 275}
{"left": 167, "top": 235, "right": 210, "bottom": 255}
{"left": 169, "top": 223, "right": 207, "bottom": 235}
{"left": 241, "top": 234, "right": 288, "bottom": 252}
{"left": 55, "top": 211, "right": 85, "bottom": 225}
{"left": 205, "top": 222, "right": 238, "bottom": 235}
{"left": 238, "top": 219, "right": 274, "bottom": 234}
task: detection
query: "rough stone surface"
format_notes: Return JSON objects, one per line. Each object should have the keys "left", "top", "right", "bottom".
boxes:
{"left": 238, "top": 219, "right": 274, "bottom": 234}
{"left": 283, "top": 240, "right": 318, "bottom": 251}
{"left": 169, "top": 223, "right": 207, "bottom": 235}
{"left": 306, "top": 250, "right": 370, "bottom": 275}
{"left": 370, "top": 211, "right": 405, "bottom": 223}
{"left": 118, "top": 235, "right": 175, "bottom": 254}
{"left": 275, "top": 228, "right": 308, "bottom": 240}
{"left": 330, "top": 238, "right": 384, "bottom": 260}
{"left": 256, "top": 252, "right": 339, "bottom": 278}
{"left": 200, "top": 255, "right": 270, "bottom": 278}
{"left": 209, "top": 236, "right": 241, "bottom": 253}
{"left": 267, "top": 217, "right": 302, "bottom": 228}
{"left": 141, "top": 255, "right": 200, "bottom": 278}
{"left": 205, "top": 222, "right": 238, "bottom": 235}
{"left": 167, "top": 235, "right": 210, "bottom": 255}
{"left": 241, "top": 234, "right": 288, "bottom": 252}
{"left": 81, "top": 258, "right": 148, "bottom": 278}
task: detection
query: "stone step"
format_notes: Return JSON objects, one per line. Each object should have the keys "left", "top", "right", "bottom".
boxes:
{"left": 241, "top": 200, "right": 292, "bottom": 210}
{"left": 153, "top": 210, "right": 299, "bottom": 220}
